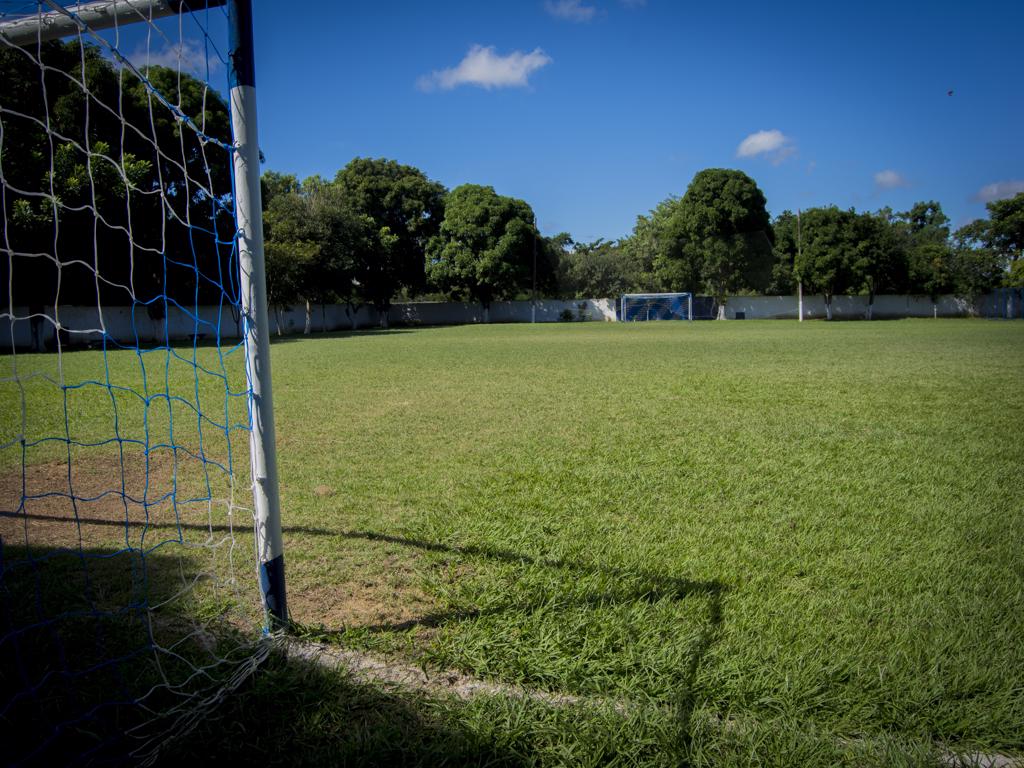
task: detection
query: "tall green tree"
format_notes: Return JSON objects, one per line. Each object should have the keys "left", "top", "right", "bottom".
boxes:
{"left": 793, "top": 207, "right": 860, "bottom": 320}
{"left": 949, "top": 222, "right": 1006, "bottom": 299}
{"left": 263, "top": 175, "right": 375, "bottom": 333}
{"left": 425, "top": 184, "right": 540, "bottom": 321}
{"left": 334, "top": 157, "right": 446, "bottom": 318}
{"left": 897, "top": 201, "right": 954, "bottom": 309}
{"left": 768, "top": 211, "right": 799, "bottom": 295}
{"left": 851, "top": 209, "right": 909, "bottom": 319}
{"left": 981, "top": 193, "right": 1024, "bottom": 264}
{"left": 679, "top": 169, "right": 774, "bottom": 312}
{"left": 638, "top": 169, "right": 773, "bottom": 314}
{"left": 953, "top": 193, "right": 1024, "bottom": 294}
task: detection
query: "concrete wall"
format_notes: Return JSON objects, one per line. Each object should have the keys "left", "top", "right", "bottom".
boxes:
{"left": 2, "top": 298, "right": 618, "bottom": 349}
{"left": 721, "top": 294, "right": 976, "bottom": 320}
{"left": 0, "top": 294, "right": 994, "bottom": 349}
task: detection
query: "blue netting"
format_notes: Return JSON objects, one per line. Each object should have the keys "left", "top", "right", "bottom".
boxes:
{"left": 979, "top": 288, "right": 1023, "bottom": 319}
{"left": 0, "top": 3, "right": 267, "bottom": 764}
{"left": 620, "top": 293, "right": 692, "bottom": 321}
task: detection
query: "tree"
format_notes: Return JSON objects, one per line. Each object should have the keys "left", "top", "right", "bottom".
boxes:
{"left": 952, "top": 193, "right": 1024, "bottom": 296}
{"left": 425, "top": 184, "right": 539, "bottom": 321}
{"left": 2, "top": 40, "right": 236, "bottom": 314}
{"left": 793, "top": 207, "right": 859, "bottom": 320}
{"left": 558, "top": 238, "right": 650, "bottom": 298}
{"left": 982, "top": 193, "right": 1024, "bottom": 264}
{"left": 898, "top": 201, "right": 953, "bottom": 311}
{"left": 768, "top": 211, "right": 799, "bottom": 295}
{"left": 262, "top": 175, "right": 370, "bottom": 333}
{"left": 640, "top": 169, "right": 773, "bottom": 315}
{"left": 949, "top": 222, "right": 1006, "bottom": 300}
{"left": 681, "top": 169, "right": 773, "bottom": 313}
{"left": 850, "top": 209, "right": 909, "bottom": 319}
{"left": 334, "top": 157, "right": 446, "bottom": 320}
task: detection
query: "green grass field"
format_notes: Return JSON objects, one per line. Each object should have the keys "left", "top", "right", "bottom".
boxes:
{"left": 3, "top": 319, "right": 1023, "bottom": 766}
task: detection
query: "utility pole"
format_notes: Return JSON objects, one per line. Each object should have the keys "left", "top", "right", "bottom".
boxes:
{"left": 797, "top": 208, "right": 803, "bottom": 323}
{"left": 532, "top": 228, "right": 538, "bottom": 323}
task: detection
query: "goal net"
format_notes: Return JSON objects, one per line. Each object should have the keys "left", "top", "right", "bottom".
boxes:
{"left": 0, "top": 2, "right": 278, "bottom": 763}
{"left": 620, "top": 292, "right": 693, "bottom": 321}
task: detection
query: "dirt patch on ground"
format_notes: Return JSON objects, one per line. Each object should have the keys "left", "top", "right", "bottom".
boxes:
{"left": 0, "top": 448, "right": 247, "bottom": 553}
{"left": 1, "top": 452, "right": 445, "bottom": 638}
{"left": 286, "top": 547, "right": 437, "bottom": 632}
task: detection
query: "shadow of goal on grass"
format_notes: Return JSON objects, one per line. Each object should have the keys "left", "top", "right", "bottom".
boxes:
{"left": 0, "top": 542, "right": 268, "bottom": 766}
{"left": 317, "top": 529, "right": 727, "bottom": 740}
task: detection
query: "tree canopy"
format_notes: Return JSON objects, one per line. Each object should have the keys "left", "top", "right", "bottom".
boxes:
{"left": 334, "top": 157, "right": 446, "bottom": 309}
{"left": 425, "top": 184, "right": 541, "bottom": 316}
{"left": 630, "top": 169, "right": 773, "bottom": 305}
{"left": 1, "top": 40, "right": 234, "bottom": 309}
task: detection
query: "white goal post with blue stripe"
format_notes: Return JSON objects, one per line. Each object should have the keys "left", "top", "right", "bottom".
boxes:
{"left": 620, "top": 292, "right": 694, "bottom": 321}
{"left": 1, "top": 0, "right": 285, "bottom": 761}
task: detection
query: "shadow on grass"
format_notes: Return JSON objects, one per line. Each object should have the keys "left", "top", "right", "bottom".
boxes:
{"left": 156, "top": 647, "right": 553, "bottom": 767}
{"left": 1, "top": 527, "right": 730, "bottom": 765}
{"left": 304, "top": 529, "right": 728, "bottom": 755}
{"left": 0, "top": 542, "right": 271, "bottom": 766}
{"left": 269, "top": 327, "right": 419, "bottom": 344}
{"left": 334, "top": 529, "right": 725, "bottom": 631}
{"left": 0, "top": 509, "right": 335, "bottom": 537}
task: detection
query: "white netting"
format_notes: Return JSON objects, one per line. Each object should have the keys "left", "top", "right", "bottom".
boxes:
{"left": 0, "top": 2, "right": 269, "bottom": 763}
{"left": 620, "top": 293, "right": 693, "bottom": 321}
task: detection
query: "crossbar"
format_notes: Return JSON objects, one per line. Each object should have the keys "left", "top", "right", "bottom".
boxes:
{"left": 0, "top": 0, "right": 225, "bottom": 46}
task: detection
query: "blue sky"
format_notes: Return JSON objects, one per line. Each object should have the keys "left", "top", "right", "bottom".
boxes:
{"left": 19, "top": 0, "right": 1019, "bottom": 242}
{"left": 246, "top": 0, "right": 1022, "bottom": 240}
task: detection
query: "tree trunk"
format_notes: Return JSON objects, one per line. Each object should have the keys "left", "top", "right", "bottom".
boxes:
{"left": 716, "top": 300, "right": 726, "bottom": 320}
{"left": 304, "top": 299, "right": 312, "bottom": 335}
{"left": 482, "top": 305, "right": 490, "bottom": 324}
{"left": 824, "top": 294, "right": 833, "bottom": 321}
{"left": 274, "top": 306, "right": 282, "bottom": 336}
{"left": 933, "top": 302, "right": 938, "bottom": 319}
{"left": 321, "top": 303, "right": 327, "bottom": 333}
{"left": 379, "top": 306, "right": 389, "bottom": 329}
{"left": 866, "top": 289, "right": 874, "bottom": 321}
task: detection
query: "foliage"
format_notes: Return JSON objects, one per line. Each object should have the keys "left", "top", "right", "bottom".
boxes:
{"left": 792, "top": 207, "right": 860, "bottom": 315}
{"left": 678, "top": 169, "right": 774, "bottom": 300}
{"left": 334, "top": 157, "right": 446, "bottom": 312}
{"left": 850, "top": 208, "right": 910, "bottom": 309}
{"left": 897, "top": 201, "right": 953, "bottom": 299}
{"left": 979, "top": 193, "right": 1024, "bottom": 263}
{"left": 425, "top": 184, "right": 542, "bottom": 311}
{"left": 0, "top": 40, "right": 233, "bottom": 308}
{"left": 767, "top": 211, "right": 799, "bottom": 295}
{"left": 557, "top": 238, "right": 651, "bottom": 298}
{"left": 634, "top": 170, "right": 773, "bottom": 302}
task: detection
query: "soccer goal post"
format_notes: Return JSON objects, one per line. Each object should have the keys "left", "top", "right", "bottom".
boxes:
{"left": 0, "top": 0, "right": 284, "bottom": 762}
{"left": 620, "top": 292, "right": 694, "bottom": 321}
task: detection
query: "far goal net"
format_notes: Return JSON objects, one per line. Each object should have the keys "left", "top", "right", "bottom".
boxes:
{"left": 620, "top": 292, "right": 693, "bottom": 322}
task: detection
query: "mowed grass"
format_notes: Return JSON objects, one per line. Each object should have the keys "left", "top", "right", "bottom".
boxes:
{"left": 4, "top": 319, "right": 1023, "bottom": 765}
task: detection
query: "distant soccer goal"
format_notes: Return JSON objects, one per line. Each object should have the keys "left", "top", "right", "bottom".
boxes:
{"left": 0, "top": 1, "right": 284, "bottom": 763}
{"left": 620, "top": 292, "right": 694, "bottom": 322}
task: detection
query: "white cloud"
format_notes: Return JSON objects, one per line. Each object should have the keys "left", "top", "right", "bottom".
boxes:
{"left": 973, "top": 180, "right": 1024, "bottom": 203}
{"left": 545, "top": 0, "right": 597, "bottom": 21}
{"left": 130, "top": 38, "right": 219, "bottom": 78}
{"left": 417, "top": 45, "right": 552, "bottom": 92}
{"left": 736, "top": 129, "right": 796, "bottom": 165}
{"left": 874, "top": 169, "right": 909, "bottom": 189}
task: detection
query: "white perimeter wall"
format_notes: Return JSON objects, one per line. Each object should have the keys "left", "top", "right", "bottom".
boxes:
{"left": 0, "top": 294, "right": 993, "bottom": 348}
{"left": 721, "top": 294, "right": 976, "bottom": 320}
